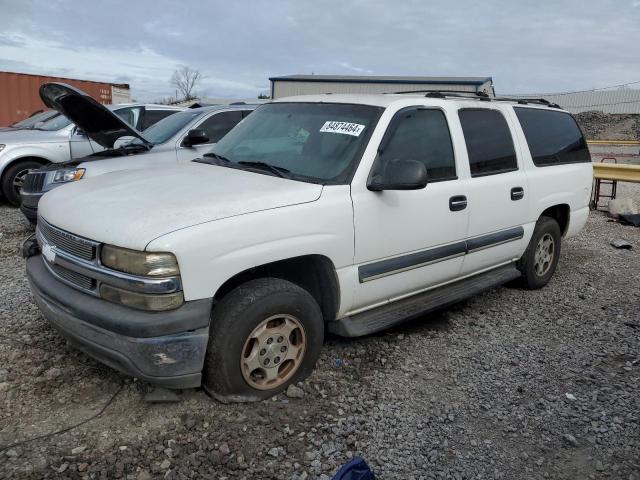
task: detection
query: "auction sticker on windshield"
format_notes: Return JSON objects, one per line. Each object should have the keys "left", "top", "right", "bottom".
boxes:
{"left": 320, "top": 121, "right": 365, "bottom": 137}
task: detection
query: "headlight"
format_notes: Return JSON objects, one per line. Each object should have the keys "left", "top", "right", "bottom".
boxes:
{"left": 0, "top": 144, "right": 5, "bottom": 152}
{"left": 52, "top": 168, "right": 85, "bottom": 183}
{"left": 101, "top": 244, "right": 180, "bottom": 276}
{"left": 100, "top": 284, "right": 184, "bottom": 311}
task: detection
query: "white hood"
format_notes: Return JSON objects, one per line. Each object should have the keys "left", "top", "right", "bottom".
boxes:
{"left": 38, "top": 162, "right": 323, "bottom": 250}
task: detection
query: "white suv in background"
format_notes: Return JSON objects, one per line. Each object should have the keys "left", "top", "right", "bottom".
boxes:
{"left": 24, "top": 92, "right": 592, "bottom": 402}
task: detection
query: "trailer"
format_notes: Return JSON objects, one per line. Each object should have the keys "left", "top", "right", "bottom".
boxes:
{"left": 0, "top": 71, "right": 131, "bottom": 126}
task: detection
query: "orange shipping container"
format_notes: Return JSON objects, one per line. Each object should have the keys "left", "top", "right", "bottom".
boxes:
{"left": 0, "top": 71, "right": 130, "bottom": 127}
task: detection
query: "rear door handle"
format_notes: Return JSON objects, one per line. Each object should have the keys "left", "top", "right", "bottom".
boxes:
{"left": 511, "top": 187, "right": 524, "bottom": 201}
{"left": 449, "top": 195, "right": 467, "bottom": 211}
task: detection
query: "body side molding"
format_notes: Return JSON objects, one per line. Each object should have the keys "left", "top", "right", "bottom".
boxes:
{"left": 358, "top": 226, "right": 525, "bottom": 283}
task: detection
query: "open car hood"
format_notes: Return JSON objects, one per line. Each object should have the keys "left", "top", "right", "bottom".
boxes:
{"left": 39, "top": 82, "right": 151, "bottom": 148}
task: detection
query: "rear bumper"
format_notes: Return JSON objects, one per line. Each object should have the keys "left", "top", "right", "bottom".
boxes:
{"left": 26, "top": 255, "right": 212, "bottom": 389}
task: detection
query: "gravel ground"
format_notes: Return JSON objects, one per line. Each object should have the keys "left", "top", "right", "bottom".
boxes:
{"left": 1, "top": 185, "right": 639, "bottom": 480}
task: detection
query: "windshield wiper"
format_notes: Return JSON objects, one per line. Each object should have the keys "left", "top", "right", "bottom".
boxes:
{"left": 122, "top": 142, "right": 152, "bottom": 151}
{"left": 237, "top": 161, "right": 291, "bottom": 179}
{"left": 202, "top": 152, "right": 232, "bottom": 163}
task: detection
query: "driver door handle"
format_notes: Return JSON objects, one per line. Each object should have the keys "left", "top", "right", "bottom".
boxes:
{"left": 449, "top": 195, "right": 467, "bottom": 211}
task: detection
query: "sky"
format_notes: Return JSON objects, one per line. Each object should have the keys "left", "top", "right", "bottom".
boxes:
{"left": 1, "top": 0, "right": 639, "bottom": 102}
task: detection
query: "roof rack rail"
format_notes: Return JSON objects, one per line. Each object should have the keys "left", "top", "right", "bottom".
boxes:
{"left": 394, "top": 89, "right": 490, "bottom": 98}
{"left": 392, "top": 89, "right": 562, "bottom": 109}
{"left": 229, "top": 101, "right": 246, "bottom": 105}
{"left": 499, "top": 97, "right": 562, "bottom": 109}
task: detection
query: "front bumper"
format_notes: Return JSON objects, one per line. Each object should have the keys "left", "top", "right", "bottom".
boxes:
{"left": 20, "top": 202, "right": 38, "bottom": 223}
{"left": 20, "top": 189, "right": 44, "bottom": 210}
{"left": 26, "top": 255, "right": 213, "bottom": 389}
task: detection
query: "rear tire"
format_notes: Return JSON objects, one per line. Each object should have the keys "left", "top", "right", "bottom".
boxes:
{"left": 518, "top": 216, "right": 561, "bottom": 289}
{"left": 203, "top": 278, "right": 324, "bottom": 403}
{"left": 1, "top": 160, "right": 43, "bottom": 206}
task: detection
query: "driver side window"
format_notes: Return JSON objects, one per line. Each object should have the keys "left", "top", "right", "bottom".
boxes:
{"left": 197, "top": 111, "right": 244, "bottom": 144}
{"left": 378, "top": 108, "right": 456, "bottom": 182}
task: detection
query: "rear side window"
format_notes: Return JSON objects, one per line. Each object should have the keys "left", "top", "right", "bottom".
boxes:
{"left": 141, "top": 109, "right": 178, "bottom": 130}
{"left": 458, "top": 109, "right": 517, "bottom": 177}
{"left": 378, "top": 108, "right": 456, "bottom": 181}
{"left": 514, "top": 108, "right": 590, "bottom": 166}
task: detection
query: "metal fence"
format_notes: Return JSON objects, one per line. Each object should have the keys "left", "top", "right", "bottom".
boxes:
{"left": 505, "top": 89, "right": 640, "bottom": 114}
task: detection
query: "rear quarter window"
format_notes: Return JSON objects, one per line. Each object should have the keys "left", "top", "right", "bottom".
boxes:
{"left": 514, "top": 108, "right": 590, "bottom": 166}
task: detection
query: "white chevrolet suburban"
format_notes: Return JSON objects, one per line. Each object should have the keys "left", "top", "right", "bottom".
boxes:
{"left": 24, "top": 92, "right": 593, "bottom": 402}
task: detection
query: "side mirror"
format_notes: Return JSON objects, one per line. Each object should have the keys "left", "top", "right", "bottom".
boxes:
{"left": 182, "top": 128, "right": 209, "bottom": 147}
{"left": 367, "top": 159, "right": 428, "bottom": 191}
{"left": 74, "top": 127, "right": 86, "bottom": 137}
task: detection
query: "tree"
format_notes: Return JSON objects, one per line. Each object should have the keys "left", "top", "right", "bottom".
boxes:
{"left": 170, "top": 66, "right": 203, "bottom": 101}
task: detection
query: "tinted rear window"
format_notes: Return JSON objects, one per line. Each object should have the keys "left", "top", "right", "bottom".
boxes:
{"left": 458, "top": 109, "right": 517, "bottom": 177}
{"left": 514, "top": 108, "right": 590, "bottom": 166}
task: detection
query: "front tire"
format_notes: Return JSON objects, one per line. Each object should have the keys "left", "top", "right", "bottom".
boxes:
{"left": 518, "top": 216, "right": 561, "bottom": 289}
{"left": 203, "top": 278, "right": 324, "bottom": 402}
{"left": 1, "top": 160, "right": 42, "bottom": 206}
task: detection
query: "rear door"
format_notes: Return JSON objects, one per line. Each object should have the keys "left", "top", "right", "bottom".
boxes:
{"left": 140, "top": 108, "right": 179, "bottom": 131}
{"left": 457, "top": 107, "right": 530, "bottom": 275}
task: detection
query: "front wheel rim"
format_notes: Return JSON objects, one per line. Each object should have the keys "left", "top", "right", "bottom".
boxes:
{"left": 12, "top": 168, "right": 31, "bottom": 191}
{"left": 533, "top": 233, "right": 555, "bottom": 276}
{"left": 241, "top": 314, "right": 306, "bottom": 391}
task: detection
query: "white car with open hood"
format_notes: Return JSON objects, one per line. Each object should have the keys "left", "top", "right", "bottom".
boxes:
{"left": 24, "top": 92, "right": 593, "bottom": 402}
{"left": 19, "top": 82, "right": 256, "bottom": 223}
{"left": 0, "top": 84, "right": 182, "bottom": 206}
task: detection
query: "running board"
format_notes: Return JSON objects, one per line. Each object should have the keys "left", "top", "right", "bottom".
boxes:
{"left": 328, "top": 264, "right": 521, "bottom": 337}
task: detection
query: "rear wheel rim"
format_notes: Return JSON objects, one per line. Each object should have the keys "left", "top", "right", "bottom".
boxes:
{"left": 533, "top": 233, "right": 555, "bottom": 277}
{"left": 241, "top": 314, "right": 306, "bottom": 391}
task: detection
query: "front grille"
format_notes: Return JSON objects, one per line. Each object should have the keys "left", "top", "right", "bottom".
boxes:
{"left": 22, "top": 171, "right": 46, "bottom": 193}
{"left": 37, "top": 221, "right": 96, "bottom": 261}
{"left": 51, "top": 264, "right": 96, "bottom": 290}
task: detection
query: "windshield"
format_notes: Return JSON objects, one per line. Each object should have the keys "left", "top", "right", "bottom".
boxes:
{"left": 37, "top": 114, "right": 73, "bottom": 131}
{"left": 207, "top": 102, "right": 383, "bottom": 183}
{"left": 131, "top": 110, "right": 203, "bottom": 145}
{"left": 10, "top": 110, "right": 59, "bottom": 128}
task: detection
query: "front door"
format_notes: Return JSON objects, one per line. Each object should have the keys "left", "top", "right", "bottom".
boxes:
{"left": 351, "top": 107, "right": 469, "bottom": 312}
{"left": 176, "top": 110, "right": 247, "bottom": 162}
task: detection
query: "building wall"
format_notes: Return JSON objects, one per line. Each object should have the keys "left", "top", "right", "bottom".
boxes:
{"left": 272, "top": 80, "right": 492, "bottom": 99}
{"left": 0, "top": 71, "right": 130, "bottom": 126}
{"left": 511, "top": 89, "right": 640, "bottom": 114}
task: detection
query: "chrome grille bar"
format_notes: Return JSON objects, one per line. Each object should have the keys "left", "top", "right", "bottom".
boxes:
{"left": 51, "top": 264, "right": 95, "bottom": 290}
